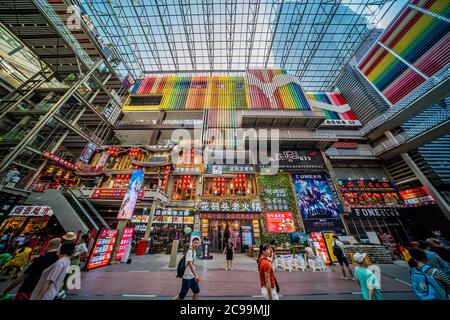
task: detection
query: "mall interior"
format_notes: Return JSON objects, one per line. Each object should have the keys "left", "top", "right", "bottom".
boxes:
{"left": 0, "top": 0, "right": 449, "bottom": 300}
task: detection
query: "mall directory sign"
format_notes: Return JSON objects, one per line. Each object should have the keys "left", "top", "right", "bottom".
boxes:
{"left": 87, "top": 228, "right": 118, "bottom": 270}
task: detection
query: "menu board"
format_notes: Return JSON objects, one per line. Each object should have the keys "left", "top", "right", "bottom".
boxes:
{"left": 241, "top": 226, "right": 253, "bottom": 246}
{"left": 310, "top": 232, "right": 331, "bottom": 265}
{"left": 265, "top": 212, "right": 295, "bottom": 233}
{"left": 87, "top": 229, "right": 118, "bottom": 270}
{"left": 252, "top": 220, "right": 260, "bottom": 238}
{"left": 116, "top": 227, "right": 134, "bottom": 260}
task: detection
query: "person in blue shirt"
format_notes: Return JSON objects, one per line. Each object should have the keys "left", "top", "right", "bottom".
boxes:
{"left": 353, "top": 252, "right": 383, "bottom": 300}
{"left": 418, "top": 241, "right": 450, "bottom": 276}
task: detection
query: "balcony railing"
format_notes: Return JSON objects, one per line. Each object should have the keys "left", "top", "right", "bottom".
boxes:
{"left": 326, "top": 148, "right": 375, "bottom": 158}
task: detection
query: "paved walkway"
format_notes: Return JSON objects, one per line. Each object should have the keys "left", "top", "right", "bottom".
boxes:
{"left": 63, "top": 253, "right": 416, "bottom": 299}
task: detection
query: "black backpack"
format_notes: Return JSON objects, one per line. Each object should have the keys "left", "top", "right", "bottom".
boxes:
{"left": 333, "top": 243, "right": 344, "bottom": 257}
{"left": 176, "top": 249, "right": 192, "bottom": 278}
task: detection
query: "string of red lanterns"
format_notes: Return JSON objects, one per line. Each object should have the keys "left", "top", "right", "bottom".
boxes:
{"left": 106, "top": 146, "right": 120, "bottom": 156}
{"left": 128, "top": 147, "right": 141, "bottom": 157}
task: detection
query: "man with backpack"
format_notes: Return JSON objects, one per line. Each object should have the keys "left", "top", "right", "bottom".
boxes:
{"left": 173, "top": 237, "right": 200, "bottom": 300}
{"left": 408, "top": 248, "right": 449, "bottom": 300}
{"left": 332, "top": 235, "right": 355, "bottom": 280}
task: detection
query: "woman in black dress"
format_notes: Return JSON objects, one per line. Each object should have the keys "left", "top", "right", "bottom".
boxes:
{"left": 223, "top": 239, "right": 235, "bottom": 271}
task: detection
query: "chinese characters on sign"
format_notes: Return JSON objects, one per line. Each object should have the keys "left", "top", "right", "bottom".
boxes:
{"left": 260, "top": 149, "right": 325, "bottom": 170}
{"left": 338, "top": 179, "right": 395, "bottom": 192}
{"left": 198, "top": 199, "right": 261, "bottom": 212}
{"left": 9, "top": 205, "right": 54, "bottom": 217}
{"left": 153, "top": 209, "right": 195, "bottom": 225}
{"left": 42, "top": 151, "right": 79, "bottom": 171}
{"left": 116, "top": 227, "right": 134, "bottom": 260}
{"left": 265, "top": 212, "right": 295, "bottom": 233}
{"left": 91, "top": 188, "right": 145, "bottom": 200}
{"left": 87, "top": 229, "right": 117, "bottom": 270}
{"left": 261, "top": 188, "right": 289, "bottom": 211}
{"left": 200, "top": 213, "right": 260, "bottom": 220}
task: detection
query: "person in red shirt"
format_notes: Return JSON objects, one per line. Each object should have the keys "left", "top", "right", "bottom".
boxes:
{"left": 257, "top": 244, "right": 279, "bottom": 300}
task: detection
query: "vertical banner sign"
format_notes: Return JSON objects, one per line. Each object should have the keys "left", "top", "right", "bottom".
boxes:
{"left": 322, "top": 232, "right": 337, "bottom": 263}
{"left": 117, "top": 170, "right": 144, "bottom": 220}
{"left": 116, "top": 227, "right": 135, "bottom": 260}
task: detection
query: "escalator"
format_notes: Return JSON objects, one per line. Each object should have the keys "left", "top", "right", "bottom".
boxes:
{"left": 25, "top": 188, "right": 108, "bottom": 233}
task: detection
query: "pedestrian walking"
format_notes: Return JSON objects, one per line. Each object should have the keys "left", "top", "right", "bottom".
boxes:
{"left": 417, "top": 241, "right": 450, "bottom": 276}
{"left": 1, "top": 238, "right": 61, "bottom": 300}
{"left": 257, "top": 244, "right": 279, "bottom": 300}
{"left": 173, "top": 237, "right": 200, "bottom": 300}
{"left": 353, "top": 252, "right": 383, "bottom": 300}
{"left": 408, "top": 248, "right": 449, "bottom": 300}
{"left": 332, "top": 235, "right": 355, "bottom": 280}
{"left": 30, "top": 241, "right": 75, "bottom": 300}
{"left": 223, "top": 239, "right": 235, "bottom": 271}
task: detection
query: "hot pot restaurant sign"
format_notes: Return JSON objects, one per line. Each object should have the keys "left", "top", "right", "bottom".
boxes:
{"left": 338, "top": 179, "right": 395, "bottom": 192}
{"left": 87, "top": 228, "right": 118, "bottom": 270}
{"left": 42, "top": 151, "right": 79, "bottom": 171}
{"left": 266, "top": 212, "right": 295, "bottom": 233}
{"left": 117, "top": 170, "right": 145, "bottom": 220}
{"left": 198, "top": 199, "right": 261, "bottom": 212}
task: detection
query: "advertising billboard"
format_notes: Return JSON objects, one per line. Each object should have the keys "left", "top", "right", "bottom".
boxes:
{"left": 86, "top": 228, "right": 118, "bottom": 270}
{"left": 265, "top": 212, "right": 295, "bottom": 233}
{"left": 116, "top": 227, "right": 134, "bottom": 261}
{"left": 292, "top": 174, "right": 340, "bottom": 220}
{"left": 117, "top": 170, "right": 144, "bottom": 220}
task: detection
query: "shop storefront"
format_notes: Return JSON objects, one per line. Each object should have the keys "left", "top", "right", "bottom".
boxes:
{"left": 0, "top": 205, "right": 64, "bottom": 236}
{"left": 198, "top": 198, "right": 261, "bottom": 252}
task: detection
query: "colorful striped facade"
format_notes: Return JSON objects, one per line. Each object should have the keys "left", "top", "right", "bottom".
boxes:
{"left": 307, "top": 92, "right": 358, "bottom": 121}
{"left": 358, "top": 0, "right": 450, "bottom": 104}
{"left": 125, "top": 69, "right": 311, "bottom": 111}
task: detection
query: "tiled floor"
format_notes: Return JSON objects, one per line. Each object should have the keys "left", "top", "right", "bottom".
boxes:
{"left": 61, "top": 253, "right": 416, "bottom": 299}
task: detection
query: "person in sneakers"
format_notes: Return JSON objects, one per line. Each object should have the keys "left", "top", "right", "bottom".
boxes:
{"left": 173, "top": 237, "right": 201, "bottom": 300}
{"left": 332, "top": 235, "right": 355, "bottom": 280}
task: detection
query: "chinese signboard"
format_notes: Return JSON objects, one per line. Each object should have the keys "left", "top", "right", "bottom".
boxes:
{"left": 259, "top": 149, "right": 325, "bottom": 170}
{"left": 174, "top": 167, "right": 201, "bottom": 174}
{"left": 200, "top": 213, "right": 260, "bottom": 220}
{"left": 206, "top": 164, "right": 255, "bottom": 174}
{"left": 338, "top": 179, "right": 395, "bottom": 192}
{"left": 42, "top": 151, "right": 79, "bottom": 171}
{"left": 116, "top": 227, "right": 134, "bottom": 260}
{"left": 9, "top": 205, "right": 54, "bottom": 217}
{"left": 265, "top": 212, "right": 295, "bottom": 233}
{"left": 399, "top": 187, "right": 434, "bottom": 206}
{"left": 153, "top": 209, "right": 195, "bottom": 225}
{"left": 311, "top": 232, "right": 331, "bottom": 265}
{"left": 91, "top": 188, "right": 145, "bottom": 200}
{"left": 87, "top": 228, "right": 117, "bottom": 270}
{"left": 131, "top": 215, "right": 149, "bottom": 223}
{"left": 198, "top": 199, "right": 261, "bottom": 212}
{"left": 261, "top": 188, "right": 290, "bottom": 211}
{"left": 117, "top": 170, "right": 145, "bottom": 220}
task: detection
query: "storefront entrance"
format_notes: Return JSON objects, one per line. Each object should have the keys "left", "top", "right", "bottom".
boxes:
{"left": 208, "top": 220, "right": 253, "bottom": 252}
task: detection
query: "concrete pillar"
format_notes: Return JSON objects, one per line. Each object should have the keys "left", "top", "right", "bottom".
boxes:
{"left": 110, "top": 219, "right": 128, "bottom": 263}
{"left": 144, "top": 200, "right": 158, "bottom": 240}
{"left": 401, "top": 153, "right": 450, "bottom": 220}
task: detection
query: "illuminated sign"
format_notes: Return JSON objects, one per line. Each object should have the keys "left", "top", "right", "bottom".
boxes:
{"left": 198, "top": 199, "right": 261, "bottom": 212}
{"left": 91, "top": 188, "right": 145, "bottom": 200}
{"left": 117, "top": 170, "right": 145, "bottom": 220}
{"left": 9, "top": 205, "right": 54, "bottom": 217}
{"left": 265, "top": 212, "right": 295, "bottom": 233}
{"left": 42, "top": 151, "right": 79, "bottom": 170}
{"left": 86, "top": 228, "right": 117, "bottom": 270}
{"left": 399, "top": 187, "right": 434, "bottom": 206}
{"left": 116, "top": 227, "right": 134, "bottom": 260}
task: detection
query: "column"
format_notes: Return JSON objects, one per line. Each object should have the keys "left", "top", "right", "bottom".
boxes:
{"left": 401, "top": 153, "right": 450, "bottom": 220}
{"left": 144, "top": 200, "right": 158, "bottom": 240}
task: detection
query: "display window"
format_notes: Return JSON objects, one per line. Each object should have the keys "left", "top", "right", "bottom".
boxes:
{"left": 203, "top": 174, "right": 257, "bottom": 197}
{"left": 0, "top": 217, "right": 27, "bottom": 234}
{"left": 171, "top": 175, "right": 197, "bottom": 201}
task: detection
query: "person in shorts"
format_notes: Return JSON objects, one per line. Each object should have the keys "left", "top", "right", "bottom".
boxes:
{"left": 257, "top": 244, "right": 279, "bottom": 300}
{"left": 174, "top": 237, "right": 200, "bottom": 300}
{"left": 332, "top": 235, "right": 355, "bottom": 280}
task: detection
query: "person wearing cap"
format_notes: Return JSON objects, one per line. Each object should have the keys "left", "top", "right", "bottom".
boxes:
{"left": 353, "top": 252, "right": 383, "bottom": 300}
{"left": 1, "top": 238, "right": 61, "bottom": 300}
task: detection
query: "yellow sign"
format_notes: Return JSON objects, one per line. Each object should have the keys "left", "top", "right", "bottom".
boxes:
{"left": 323, "top": 232, "right": 337, "bottom": 263}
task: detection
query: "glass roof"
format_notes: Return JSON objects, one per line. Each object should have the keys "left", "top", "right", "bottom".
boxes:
{"left": 78, "top": 0, "right": 405, "bottom": 91}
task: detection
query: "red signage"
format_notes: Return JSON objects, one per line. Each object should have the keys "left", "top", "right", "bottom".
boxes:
{"left": 399, "top": 187, "right": 434, "bottom": 206}
{"left": 91, "top": 188, "right": 145, "bottom": 200}
{"left": 116, "top": 227, "right": 134, "bottom": 260}
{"left": 265, "top": 212, "right": 295, "bottom": 233}
{"left": 42, "top": 151, "right": 79, "bottom": 170}
{"left": 86, "top": 228, "right": 118, "bottom": 270}
{"left": 311, "top": 232, "right": 331, "bottom": 265}
{"left": 332, "top": 142, "right": 358, "bottom": 149}
{"left": 339, "top": 179, "right": 395, "bottom": 192}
